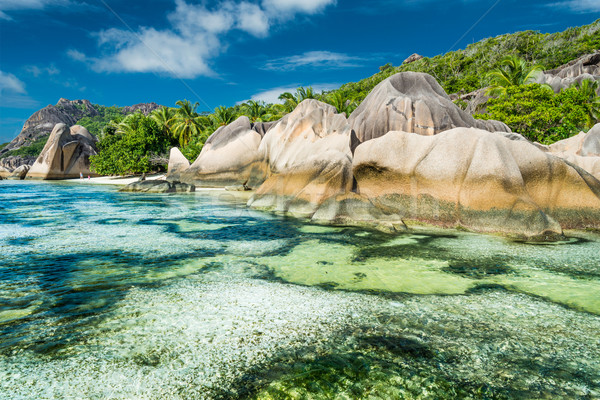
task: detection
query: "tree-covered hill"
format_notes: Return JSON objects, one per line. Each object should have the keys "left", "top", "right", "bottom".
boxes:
{"left": 333, "top": 19, "right": 600, "bottom": 101}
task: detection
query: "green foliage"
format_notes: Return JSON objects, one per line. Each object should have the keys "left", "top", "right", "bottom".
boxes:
{"left": 475, "top": 84, "right": 593, "bottom": 144}
{"left": 334, "top": 19, "right": 600, "bottom": 102}
{"left": 486, "top": 55, "right": 545, "bottom": 96}
{"left": 0, "top": 136, "right": 49, "bottom": 158}
{"left": 0, "top": 142, "right": 8, "bottom": 151}
{"left": 76, "top": 105, "right": 125, "bottom": 137}
{"left": 90, "top": 113, "right": 172, "bottom": 175}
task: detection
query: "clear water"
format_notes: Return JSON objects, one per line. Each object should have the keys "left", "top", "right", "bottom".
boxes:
{"left": 0, "top": 181, "right": 599, "bottom": 399}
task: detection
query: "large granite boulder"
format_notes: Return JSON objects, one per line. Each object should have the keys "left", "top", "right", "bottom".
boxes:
{"left": 7, "top": 165, "right": 30, "bottom": 180}
{"left": 344, "top": 128, "right": 600, "bottom": 237}
{"left": 535, "top": 51, "right": 600, "bottom": 94}
{"left": 348, "top": 72, "right": 510, "bottom": 143}
{"left": 0, "top": 166, "right": 11, "bottom": 179}
{"left": 247, "top": 99, "right": 354, "bottom": 217}
{"left": 120, "top": 180, "right": 195, "bottom": 193}
{"left": 166, "top": 147, "right": 191, "bottom": 180}
{"left": 173, "top": 116, "right": 266, "bottom": 187}
{"left": 27, "top": 123, "right": 98, "bottom": 180}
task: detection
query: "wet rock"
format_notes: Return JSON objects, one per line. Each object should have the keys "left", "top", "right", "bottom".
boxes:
{"left": 350, "top": 127, "right": 600, "bottom": 237}
{"left": 247, "top": 100, "right": 354, "bottom": 217}
{"left": 119, "top": 180, "right": 195, "bottom": 193}
{"left": 27, "top": 123, "right": 98, "bottom": 180}
{"left": 348, "top": 72, "right": 510, "bottom": 143}
{"left": 7, "top": 165, "right": 30, "bottom": 180}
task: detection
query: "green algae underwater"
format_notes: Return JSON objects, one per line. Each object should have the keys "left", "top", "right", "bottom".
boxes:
{"left": 0, "top": 181, "right": 599, "bottom": 399}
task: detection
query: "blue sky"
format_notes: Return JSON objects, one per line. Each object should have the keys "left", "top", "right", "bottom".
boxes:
{"left": 0, "top": 0, "right": 599, "bottom": 143}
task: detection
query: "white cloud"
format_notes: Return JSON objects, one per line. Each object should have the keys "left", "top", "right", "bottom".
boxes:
{"left": 244, "top": 83, "right": 340, "bottom": 104}
{"left": 72, "top": 0, "right": 337, "bottom": 79}
{"left": 262, "top": 0, "right": 336, "bottom": 16}
{"left": 0, "top": 70, "right": 39, "bottom": 109}
{"left": 264, "top": 51, "right": 362, "bottom": 70}
{"left": 25, "top": 64, "right": 60, "bottom": 77}
{"left": 0, "top": 0, "right": 70, "bottom": 19}
{"left": 0, "top": 70, "right": 26, "bottom": 94}
{"left": 552, "top": 0, "right": 600, "bottom": 12}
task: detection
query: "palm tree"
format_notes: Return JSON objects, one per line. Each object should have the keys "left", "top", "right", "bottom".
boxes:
{"left": 242, "top": 100, "right": 267, "bottom": 122}
{"left": 325, "top": 92, "right": 358, "bottom": 116}
{"left": 486, "top": 55, "right": 546, "bottom": 96}
{"left": 171, "top": 100, "right": 204, "bottom": 147}
{"left": 116, "top": 113, "right": 144, "bottom": 136}
{"left": 211, "top": 106, "right": 236, "bottom": 127}
{"left": 295, "top": 86, "right": 318, "bottom": 101}
{"left": 574, "top": 79, "right": 600, "bottom": 128}
{"left": 151, "top": 106, "right": 175, "bottom": 136}
{"left": 278, "top": 91, "right": 298, "bottom": 113}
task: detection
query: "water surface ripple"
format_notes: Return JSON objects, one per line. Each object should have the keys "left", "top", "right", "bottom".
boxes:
{"left": 0, "top": 181, "right": 599, "bottom": 399}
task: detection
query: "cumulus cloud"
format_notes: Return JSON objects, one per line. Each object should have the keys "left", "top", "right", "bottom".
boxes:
{"left": 72, "top": 0, "right": 337, "bottom": 79}
{"left": 263, "top": 51, "right": 362, "bottom": 70}
{"left": 552, "top": 0, "right": 600, "bottom": 12}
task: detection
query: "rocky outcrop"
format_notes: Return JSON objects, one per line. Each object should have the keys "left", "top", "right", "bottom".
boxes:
{"left": 26, "top": 124, "right": 98, "bottom": 180}
{"left": 345, "top": 128, "right": 600, "bottom": 237}
{"left": 0, "top": 156, "right": 36, "bottom": 171}
{"left": 0, "top": 99, "right": 164, "bottom": 170}
{"left": 166, "top": 148, "right": 191, "bottom": 179}
{"left": 534, "top": 51, "right": 600, "bottom": 94}
{"left": 122, "top": 102, "right": 162, "bottom": 115}
{"left": 0, "top": 166, "right": 12, "bottom": 179}
{"left": 403, "top": 53, "right": 423, "bottom": 64}
{"left": 165, "top": 71, "right": 600, "bottom": 238}
{"left": 174, "top": 116, "right": 266, "bottom": 187}
{"left": 7, "top": 165, "right": 30, "bottom": 180}
{"left": 538, "top": 124, "right": 600, "bottom": 180}
{"left": 119, "top": 180, "right": 195, "bottom": 193}
{"left": 348, "top": 72, "right": 510, "bottom": 143}
{"left": 248, "top": 100, "right": 354, "bottom": 217}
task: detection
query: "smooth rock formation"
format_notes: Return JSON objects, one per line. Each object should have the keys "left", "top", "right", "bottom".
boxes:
{"left": 27, "top": 123, "right": 98, "bottom": 180}
{"left": 539, "top": 124, "right": 600, "bottom": 180}
{"left": 536, "top": 51, "right": 600, "bottom": 94}
{"left": 7, "top": 165, "right": 30, "bottom": 180}
{"left": 0, "top": 166, "right": 12, "bottom": 179}
{"left": 348, "top": 72, "right": 510, "bottom": 143}
{"left": 119, "top": 180, "right": 195, "bottom": 193}
{"left": 348, "top": 128, "right": 600, "bottom": 237}
{"left": 166, "top": 147, "right": 191, "bottom": 180}
{"left": 248, "top": 100, "right": 354, "bottom": 217}
{"left": 174, "top": 116, "right": 265, "bottom": 187}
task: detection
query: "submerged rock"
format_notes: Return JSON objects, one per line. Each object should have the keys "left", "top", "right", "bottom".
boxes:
{"left": 348, "top": 72, "right": 510, "bottom": 143}
{"left": 27, "top": 123, "right": 98, "bottom": 180}
{"left": 119, "top": 180, "right": 195, "bottom": 193}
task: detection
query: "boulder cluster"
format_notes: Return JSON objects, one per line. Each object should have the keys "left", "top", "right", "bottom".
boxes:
{"left": 168, "top": 71, "right": 600, "bottom": 238}
{"left": 0, "top": 123, "right": 99, "bottom": 180}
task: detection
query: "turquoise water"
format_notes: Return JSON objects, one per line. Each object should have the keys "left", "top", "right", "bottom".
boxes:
{"left": 0, "top": 181, "right": 599, "bottom": 399}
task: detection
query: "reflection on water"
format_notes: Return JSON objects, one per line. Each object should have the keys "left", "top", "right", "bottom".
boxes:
{"left": 0, "top": 181, "right": 599, "bottom": 399}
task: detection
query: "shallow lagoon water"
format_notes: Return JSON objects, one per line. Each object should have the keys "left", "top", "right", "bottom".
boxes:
{"left": 0, "top": 181, "right": 599, "bottom": 399}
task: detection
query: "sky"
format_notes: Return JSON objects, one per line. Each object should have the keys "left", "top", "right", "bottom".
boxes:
{"left": 0, "top": 0, "right": 599, "bottom": 143}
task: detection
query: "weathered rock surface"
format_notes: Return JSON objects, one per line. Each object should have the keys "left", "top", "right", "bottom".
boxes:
{"left": 535, "top": 51, "right": 600, "bottom": 94}
{"left": 0, "top": 166, "right": 12, "bottom": 179}
{"left": 122, "top": 102, "right": 162, "bottom": 115}
{"left": 539, "top": 124, "right": 600, "bottom": 180}
{"left": 348, "top": 72, "right": 510, "bottom": 143}
{"left": 27, "top": 123, "right": 98, "bottom": 180}
{"left": 403, "top": 53, "right": 423, "bottom": 64}
{"left": 0, "top": 156, "right": 36, "bottom": 171}
{"left": 174, "top": 116, "right": 265, "bottom": 187}
{"left": 166, "top": 147, "right": 191, "bottom": 179}
{"left": 348, "top": 128, "right": 600, "bottom": 237}
{"left": 247, "top": 100, "right": 354, "bottom": 217}
{"left": 119, "top": 180, "right": 195, "bottom": 193}
{"left": 7, "top": 165, "right": 30, "bottom": 180}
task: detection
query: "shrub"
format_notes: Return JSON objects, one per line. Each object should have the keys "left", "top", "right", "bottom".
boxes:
{"left": 474, "top": 84, "right": 591, "bottom": 144}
